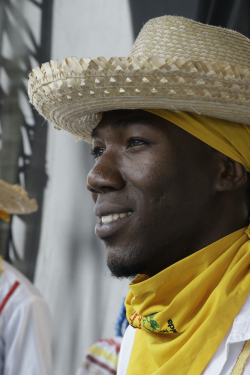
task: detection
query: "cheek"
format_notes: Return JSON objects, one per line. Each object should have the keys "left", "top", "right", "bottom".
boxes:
{"left": 124, "top": 155, "right": 178, "bottom": 212}
{"left": 124, "top": 158, "right": 159, "bottom": 192}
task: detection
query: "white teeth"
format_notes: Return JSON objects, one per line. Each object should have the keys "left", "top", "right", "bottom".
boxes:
{"left": 101, "top": 212, "right": 132, "bottom": 224}
{"left": 102, "top": 215, "right": 112, "bottom": 224}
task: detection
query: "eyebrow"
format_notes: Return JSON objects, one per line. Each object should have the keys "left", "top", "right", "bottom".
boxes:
{"left": 91, "top": 117, "right": 155, "bottom": 139}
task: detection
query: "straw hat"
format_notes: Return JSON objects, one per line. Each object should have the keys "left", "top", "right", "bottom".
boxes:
{"left": 0, "top": 180, "right": 38, "bottom": 222}
{"left": 28, "top": 16, "right": 250, "bottom": 142}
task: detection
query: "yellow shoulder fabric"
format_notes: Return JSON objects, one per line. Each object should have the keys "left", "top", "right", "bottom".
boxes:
{"left": 128, "top": 329, "right": 158, "bottom": 375}
{"left": 125, "top": 227, "right": 250, "bottom": 375}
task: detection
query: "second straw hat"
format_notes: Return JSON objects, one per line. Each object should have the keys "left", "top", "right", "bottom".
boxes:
{"left": 28, "top": 16, "right": 250, "bottom": 142}
{"left": 0, "top": 180, "right": 38, "bottom": 222}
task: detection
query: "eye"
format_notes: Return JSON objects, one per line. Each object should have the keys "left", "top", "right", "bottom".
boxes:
{"left": 127, "top": 138, "right": 149, "bottom": 148}
{"left": 91, "top": 147, "right": 105, "bottom": 158}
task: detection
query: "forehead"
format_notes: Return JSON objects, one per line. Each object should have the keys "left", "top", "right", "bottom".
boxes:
{"left": 91, "top": 109, "right": 162, "bottom": 139}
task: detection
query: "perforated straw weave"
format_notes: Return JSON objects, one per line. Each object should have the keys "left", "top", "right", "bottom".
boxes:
{"left": 28, "top": 16, "right": 250, "bottom": 142}
{"left": 0, "top": 180, "right": 38, "bottom": 214}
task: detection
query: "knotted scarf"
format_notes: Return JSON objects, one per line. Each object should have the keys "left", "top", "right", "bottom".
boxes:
{"left": 125, "top": 227, "right": 250, "bottom": 375}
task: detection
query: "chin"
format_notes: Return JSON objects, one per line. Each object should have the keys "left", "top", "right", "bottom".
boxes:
{"left": 107, "top": 254, "right": 146, "bottom": 279}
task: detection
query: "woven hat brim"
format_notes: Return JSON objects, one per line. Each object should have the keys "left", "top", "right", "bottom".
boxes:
{"left": 0, "top": 180, "right": 38, "bottom": 214}
{"left": 28, "top": 56, "right": 250, "bottom": 142}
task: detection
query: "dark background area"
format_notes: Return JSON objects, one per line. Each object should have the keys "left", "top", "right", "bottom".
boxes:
{"left": 129, "top": 0, "right": 250, "bottom": 38}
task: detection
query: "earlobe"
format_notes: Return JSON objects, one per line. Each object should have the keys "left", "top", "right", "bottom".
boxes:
{"left": 215, "top": 157, "right": 247, "bottom": 192}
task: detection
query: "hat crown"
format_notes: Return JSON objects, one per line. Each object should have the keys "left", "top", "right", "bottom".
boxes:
{"left": 28, "top": 15, "right": 250, "bottom": 141}
{"left": 129, "top": 16, "right": 250, "bottom": 67}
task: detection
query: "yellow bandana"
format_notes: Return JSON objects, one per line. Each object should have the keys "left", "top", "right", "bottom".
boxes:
{"left": 144, "top": 109, "right": 250, "bottom": 172}
{"left": 125, "top": 227, "right": 250, "bottom": 375}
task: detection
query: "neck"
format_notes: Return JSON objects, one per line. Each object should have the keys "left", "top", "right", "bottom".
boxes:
{"left": 145, "top": 203, "right": 249, "bottom": 278}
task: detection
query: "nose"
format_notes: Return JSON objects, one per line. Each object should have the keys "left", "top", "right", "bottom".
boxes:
{"left": 87, "top": 151, "right": 125, "bottom": 195}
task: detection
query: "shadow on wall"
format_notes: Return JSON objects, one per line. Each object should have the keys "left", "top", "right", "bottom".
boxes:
{"left": 196, "top": 0, "right": 250, "bottom": 35}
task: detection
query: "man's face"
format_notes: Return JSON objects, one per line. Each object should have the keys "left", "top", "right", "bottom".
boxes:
{"left": 87, "top": 110, "right": 217, "bottom": 278}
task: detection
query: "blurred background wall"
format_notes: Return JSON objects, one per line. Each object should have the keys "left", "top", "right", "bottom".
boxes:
{"left": 0, "top": 1, "right": 249, "bottom": 375}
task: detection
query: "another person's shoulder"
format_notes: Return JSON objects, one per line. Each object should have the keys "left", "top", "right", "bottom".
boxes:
{"left": 0, "top": 260, "right": 52, "bottom": 375}
{"left": 0, "top": 259, "right": 45, "bottom": 315}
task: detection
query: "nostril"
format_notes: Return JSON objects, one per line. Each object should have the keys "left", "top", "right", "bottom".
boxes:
{"left": 87, "top": 184, "right": 118, "bottom": 195}
{"left": 101, "top": 186, "right": 117, "bottom": 192}
{"left": 86, "top": 180, "right": 97, "bottom": 193}
{"left": 88, "top": 187, "right": 97, "bottom": 194}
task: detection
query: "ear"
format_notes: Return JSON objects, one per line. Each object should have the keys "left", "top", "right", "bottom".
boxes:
{"left": 214, "top": 155, "right": 247, "bottom": 192}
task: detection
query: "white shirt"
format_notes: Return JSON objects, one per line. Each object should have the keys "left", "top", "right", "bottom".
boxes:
{"left": 0, "top": 260, "right": 52, "bottom": 375}
{"left": 118, "top": 293, "right": 250, "bottom": 375}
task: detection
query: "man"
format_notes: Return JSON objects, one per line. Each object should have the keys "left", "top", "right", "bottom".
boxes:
{"left": 0, "top": 180, "right": 52, "bottom": 375}
{"left": 28, "top": 16, "right": 250, "bottom": 374}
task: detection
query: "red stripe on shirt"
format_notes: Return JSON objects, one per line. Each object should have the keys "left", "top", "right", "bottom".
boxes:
{"left": 99, "top": 338, "right": 121, "bottom": 354}
{"left": 86, "top": 354, "right": 117, "bottom": 375}
{"left": 0, "top": 281, "right": 20, "bottom": 314}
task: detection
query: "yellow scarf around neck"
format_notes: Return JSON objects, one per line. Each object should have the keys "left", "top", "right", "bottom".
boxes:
{"left": 125, "top": 227, "right": 250, "bottom": 375}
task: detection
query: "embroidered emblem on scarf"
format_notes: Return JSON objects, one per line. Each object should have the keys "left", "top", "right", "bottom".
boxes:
{"left": 129, "top": 312, "right": 177, "bottom": 333}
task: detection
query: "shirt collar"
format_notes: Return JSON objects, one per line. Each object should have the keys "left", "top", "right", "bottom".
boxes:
{"left": 227, "top": 292, "right": 250, "bottom": 344}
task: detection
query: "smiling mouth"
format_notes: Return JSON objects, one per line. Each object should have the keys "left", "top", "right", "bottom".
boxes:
{"left": 101, "top": 212, "right": 133, "bottom": 224}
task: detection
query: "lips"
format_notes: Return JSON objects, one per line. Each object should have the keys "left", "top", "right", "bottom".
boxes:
{"left": 94, "top": 204, "right": 134, "bottom": 238}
